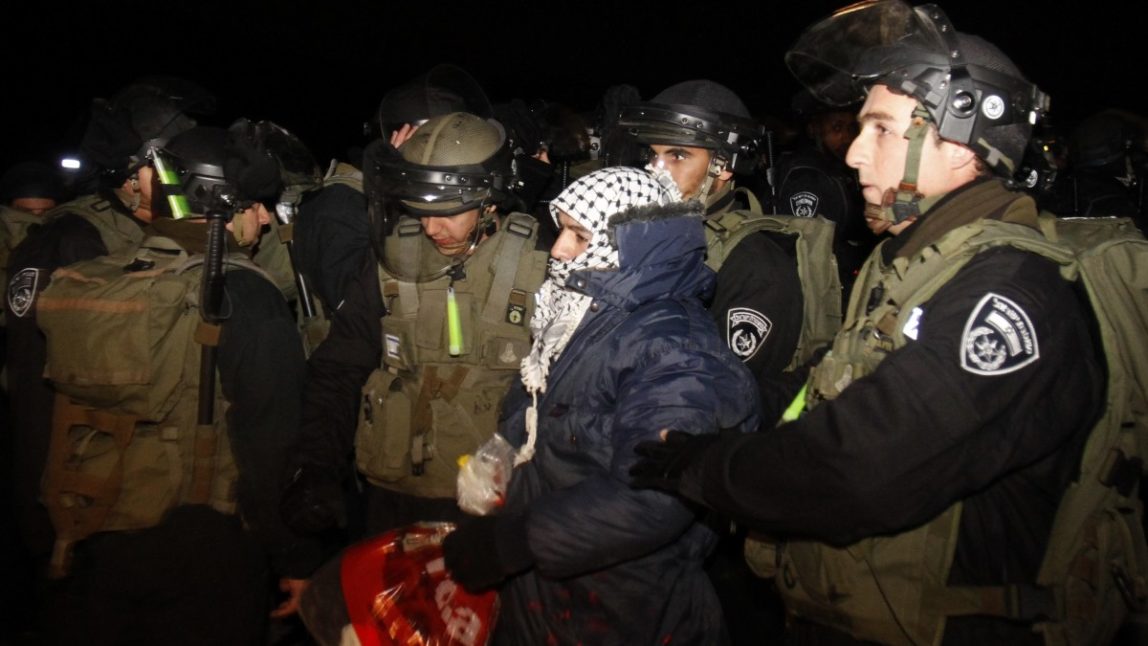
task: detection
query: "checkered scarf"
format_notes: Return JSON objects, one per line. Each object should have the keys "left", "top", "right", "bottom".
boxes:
{"left": 514, "top": 167, "right": 679, "bottom": 463}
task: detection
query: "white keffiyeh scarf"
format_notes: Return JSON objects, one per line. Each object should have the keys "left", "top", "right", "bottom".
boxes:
{"left": 515, "top": 166, "right": 679, "bottom": 463}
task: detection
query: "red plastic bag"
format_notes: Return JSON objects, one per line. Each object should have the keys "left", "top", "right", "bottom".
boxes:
{"left": 340, "top": 522, "right": 499, "bottom": 646}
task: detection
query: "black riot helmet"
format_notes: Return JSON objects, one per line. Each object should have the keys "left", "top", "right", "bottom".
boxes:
{"left": 617, "top": 80, "right": 765, "bottom": 176}
{"left": 80, "top": 77, "right": 216, "bottom": 186}
{"left": 786, "top": 0, "right": 1048, "bottom": 178}
{"left": 365, "top": 112, "right": 515, "bottom": 282}
{"left": 155, "top": 125, "right": 282, "bottom": 218}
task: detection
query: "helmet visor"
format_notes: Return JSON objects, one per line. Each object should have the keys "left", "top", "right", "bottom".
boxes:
{"left": 785, "top": 0, "right": 950, "bottom": 106}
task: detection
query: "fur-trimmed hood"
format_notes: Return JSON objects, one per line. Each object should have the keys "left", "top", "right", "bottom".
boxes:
{"left": 567, "top": 198, "right": 712, "bottom": 311}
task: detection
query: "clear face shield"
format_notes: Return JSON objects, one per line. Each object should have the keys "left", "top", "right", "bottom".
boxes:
{"left": 787, "top": 0, "right": 1047, "bottom": 161}
{"left": 364, "top": 139, "right": 500, "bottom": 283}
{"left": 785, "top": 0, "right": 951, "bottom": 108}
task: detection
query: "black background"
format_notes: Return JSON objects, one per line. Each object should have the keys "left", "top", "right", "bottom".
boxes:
{"left": 4, "top": 0, "right": 1144, "bottom": 172}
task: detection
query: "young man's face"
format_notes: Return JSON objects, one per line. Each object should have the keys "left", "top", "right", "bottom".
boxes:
{"left": 811, "top": 111, "right": 859, "bottom": 161}
{"left": 846, "top": 84, "right": 949, "bottom": 211}
{"left": 550, "top": 211, "right": 590, "bottom": 262}
{"left": 420, "top": 208, "right": 480, "bottom": 257}
{"left": 647, "top": 144, "right": 713, "bottom": 200}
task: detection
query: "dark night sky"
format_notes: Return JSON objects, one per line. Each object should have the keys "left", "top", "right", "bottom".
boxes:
{"left": 4, "top": 0, "right": 1145, "bottom": 173}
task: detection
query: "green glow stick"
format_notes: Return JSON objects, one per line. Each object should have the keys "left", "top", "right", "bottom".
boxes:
{"left": 150, "top": 149, "right": 191, "bottom": 219}
{"left": 447, "top": 286, "right": 463, "bottom": 356}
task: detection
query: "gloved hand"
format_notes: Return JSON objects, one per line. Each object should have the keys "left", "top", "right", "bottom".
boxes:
{"left": 442, "top": 514, "right": 533, "bottom": 593}
{"left": 279, "top": 465, "right": 346, "bottom": 535}
{"left": 630, "top": 430, "right": 725, "bottom": 495}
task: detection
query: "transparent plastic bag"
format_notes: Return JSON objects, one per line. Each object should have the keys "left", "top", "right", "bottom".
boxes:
{"left": 456, "top": 433, "right": 515, "bottom": 516}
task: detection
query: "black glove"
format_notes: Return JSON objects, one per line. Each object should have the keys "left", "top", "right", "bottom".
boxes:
{"left": 630, "top": 430, "right": 725, "bottom": 494}
{"left": 442, "top": 514, "right": 533, "bottom": 593}
{"left": 279, "top": 465, "right": 346, "bottom": 535}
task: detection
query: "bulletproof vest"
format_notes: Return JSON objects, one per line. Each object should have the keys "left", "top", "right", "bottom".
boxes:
{"left": 323, "top": 160, "right": 364, "bottom": 193}
{"left": 35, "top": 237, "right": 274, "bottom": 577}
{"left": 43, "top": 193, "right": 146, "bottom": 257}
{"left": 0, "top": 204, "right": 42, "bottom": 326}
{"left": 761, "top": 201, "right": 1148, "bottom": 644}
{"left": 703, "top": 206, "right": 843, "bottom": 370}
{"left": 355, "top": 213, "right": 548, "bottom": 498}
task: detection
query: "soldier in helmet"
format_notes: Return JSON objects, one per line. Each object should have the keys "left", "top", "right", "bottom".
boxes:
{"left": 618, "top": 81, "right": 840, "bottom": 420}
{"left": 631, "top": 2, "right": 1108, "bottom": 644}
{"left": 290, "top": 64, "right": 494, "bottom": 352}
{"left": 33, "top": 122, "right": 320, "bottom": 644}
{"left": 280, "top": 112, "right": 549, "bottom": 541}
{"left": 5, "top": 78, "right": 212, "bottom": 569}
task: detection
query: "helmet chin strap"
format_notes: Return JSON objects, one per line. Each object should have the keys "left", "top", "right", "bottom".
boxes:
{"left": 874, "top": 104, "right": 935, "bottom": 225}
{"left": 697, "top": 154, "right": 728, "bottom": 214}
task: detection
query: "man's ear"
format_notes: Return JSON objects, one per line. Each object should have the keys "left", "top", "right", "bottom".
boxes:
{"left": 718, "top": 167, "right": 735, "bottom": 182}
{"left": 947, "top": 141, "right": 978, "bottom": 171}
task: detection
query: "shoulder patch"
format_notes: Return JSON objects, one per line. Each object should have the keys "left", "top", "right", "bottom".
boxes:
{"left": 7, "top": 267, "right": 41, "bottom": 318}
{"left": 727, "top": 307, "right": 772, "bottom": 361}
{"left": 960, "top": 292, "right": 1039, "bottom": 375}
{"left": 789, "top": 191, "right": 820, "bottom": 218}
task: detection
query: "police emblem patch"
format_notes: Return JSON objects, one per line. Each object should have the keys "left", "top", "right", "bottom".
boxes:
{"left": 727, "top": 307, "right": 772, "bottom": 361}
{"left": 7, "top": 267, "right": 40, "bottom": 318}
{"left": 790, "top": 191, "right": 820, "bottom": 218}
{"left": 960, "top": 293, "right": 1039, "bottom": 375}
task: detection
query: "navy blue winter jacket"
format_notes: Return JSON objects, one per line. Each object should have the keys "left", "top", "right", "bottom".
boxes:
{"left": 494, "top": 201, "right": 762, "bottom": 645}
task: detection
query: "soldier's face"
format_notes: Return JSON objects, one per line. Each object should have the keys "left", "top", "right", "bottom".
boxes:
{"left": 812, "top": 111, "right": 859, "bottom": 161}
{"left": 421, "top": 208, "right": 480, "bottom": 257}
{"left": 846, "top": 85, "right": 948, "bottom": 209}
{"left": 647, "top": 144, "right": 712, "bottom": 199}
{"left": 9, "top": 197, "right": 55, "bottom": 215}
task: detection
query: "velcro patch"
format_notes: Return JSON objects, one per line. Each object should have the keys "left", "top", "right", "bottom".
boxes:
{"left": 727, "top": 307, "right": 772, "bottom": 361}
{"left": 7, "top": 267, "right": 41, "bottom": 318}
{"left": 960, "top": 293, "right": 1039, "bottom": 375}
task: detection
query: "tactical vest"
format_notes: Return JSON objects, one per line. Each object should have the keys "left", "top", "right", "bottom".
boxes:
{"left": 761, "top": 215, "right": 1148, "bottom": 645}
{"left": 0, "top": 205, "right": 42, "bottom": 326}
{"left": 323, "top": 160, "right": 364, "bottom": 193}
{"left": 43, "top": 193, "right": 146, "bottom": 256}
{"left": 703, "top": 208, "right": 843, "bottom": 369}
{"left": 354, "top": 213, "right": 548, "bottom": 498}
{"left": 35, "top": 237, "right": 269, "bottom": 577}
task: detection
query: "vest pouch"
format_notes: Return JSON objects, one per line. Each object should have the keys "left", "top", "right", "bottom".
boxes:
{"left": 779, "top": 506, "right": 962, "bottom": 645}
{"left": 409, "top": 380, "right": 499, "bottom": 499}
{"left": 356, "top": 368, "right": 413, "bottom": 483}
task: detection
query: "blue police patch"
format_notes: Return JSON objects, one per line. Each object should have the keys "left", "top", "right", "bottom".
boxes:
{"left": 960, "top": 293, "right": 1039, "bottom": 375}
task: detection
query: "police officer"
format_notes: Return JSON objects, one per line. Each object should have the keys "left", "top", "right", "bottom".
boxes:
{"left": 775, "top": 90, "right": 872, "bottom": 296}
{"left": 281, "top": 112, "right": 549, "bottom": 538}
{"left": 291, "top": 64, "right": 492, "bottom": 348}
{"left": 632, "top": 2, "right": 1107, "bottom": 643}
{"left": 36, "top": 123, "right": 319, "bottom": 644}
{"left": 619, "top": 81, "right": 840, "bottom": 419}
{"left": 5, "top": 79, "right": 210, "bottom": 564}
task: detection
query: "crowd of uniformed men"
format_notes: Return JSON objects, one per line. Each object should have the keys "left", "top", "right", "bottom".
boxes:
{"left": 2, "top": 1, "right": 1147, "bottom": 644}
